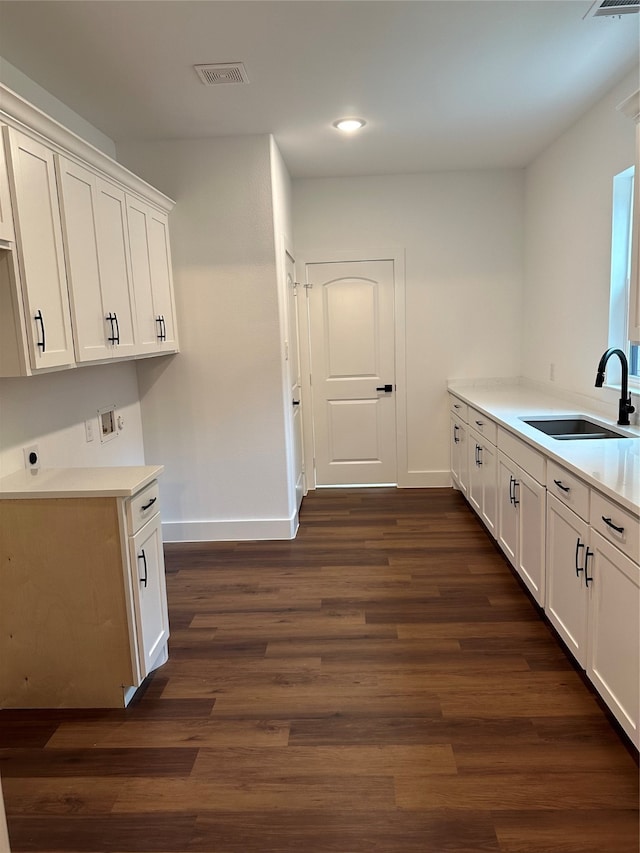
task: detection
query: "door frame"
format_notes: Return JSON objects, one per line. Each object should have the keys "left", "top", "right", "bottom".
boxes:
{"left": 297, "top": 247, "right": 407, "bottom": 489}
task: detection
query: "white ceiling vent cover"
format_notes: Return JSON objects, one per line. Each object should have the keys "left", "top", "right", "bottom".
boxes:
{"left": 194, "top": 63, "right": 249, "bottom": 85}
{"left": 584, "top": 0, "right": 639, "bottom": 17}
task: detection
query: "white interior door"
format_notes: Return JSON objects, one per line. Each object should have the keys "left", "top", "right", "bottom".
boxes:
{"left": 306, "top": 259, "right": 397, "bottom": 485}
{"left": 286, "top": 252, "right": 304, "bottom": 510}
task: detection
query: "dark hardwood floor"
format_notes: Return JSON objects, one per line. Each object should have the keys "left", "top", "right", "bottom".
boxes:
{"left": 1, "top": 487, "right": 638, "bottom": 852}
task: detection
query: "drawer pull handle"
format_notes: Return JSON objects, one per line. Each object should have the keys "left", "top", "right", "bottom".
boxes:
{"left": 141, "top": 497, "right": 157, "bottom": 512}
{"left": 601, "top": 516, "right": 624, "bottom": 534}
{"left": 554, "top": 479, "right": 570, "bottom": 493}
{"left": 454, "top": 404, "right": 461, "bottom": 409}
{"left": 575, "top": 538, "right": 585, "bottom": 576}
{"left": 475, "top": 420, "right": 484, "bottom": 426}
{"left": 138, "top": 549, "right": 148, "bottom": 588}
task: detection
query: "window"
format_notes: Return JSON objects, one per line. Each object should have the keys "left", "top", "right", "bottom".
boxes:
{"left": 608, "top": 165, "right": 639, "bottom": 386}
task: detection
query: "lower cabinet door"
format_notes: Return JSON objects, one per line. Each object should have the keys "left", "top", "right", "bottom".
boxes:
{"left": 129, "top": 514, "right": 170, "bottom": 679}
{"left": 587, "top": 531, "right": 640, "bottom": 748}
{"left": 497, "top": 453, "right": 518, "bottom": 566}
{"left": 517, "top": 468, "right": 545, "bottom": 606}
{"left": 546, "top": 494, "right": 589, "bottom": 667}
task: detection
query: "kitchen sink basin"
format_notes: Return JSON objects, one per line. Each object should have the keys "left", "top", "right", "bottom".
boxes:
{"left": 521, "top": 417, "right": 629, "bottom": 440}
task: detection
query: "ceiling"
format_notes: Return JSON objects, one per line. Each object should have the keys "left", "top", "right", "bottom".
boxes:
{"left": 0, "top": 1, "right": 638, "bottom": 178}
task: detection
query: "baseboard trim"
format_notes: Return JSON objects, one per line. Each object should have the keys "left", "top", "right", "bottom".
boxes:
{"left": 397, "top": 470, "right": 452, "bottom": 488}
{"left": 162, "top": 513, "right": 299, "bottom": 543}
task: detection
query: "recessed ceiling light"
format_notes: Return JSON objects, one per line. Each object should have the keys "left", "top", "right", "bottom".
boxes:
{"left": 333, "top": 118, "right": 366, "bottom": 133}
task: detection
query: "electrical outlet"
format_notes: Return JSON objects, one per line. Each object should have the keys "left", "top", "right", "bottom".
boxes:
{"left": 85, "top": 419, "right": 95, "bottom": 442}
{"left": 23, "top": 444, "right": 40, "bottom": 470}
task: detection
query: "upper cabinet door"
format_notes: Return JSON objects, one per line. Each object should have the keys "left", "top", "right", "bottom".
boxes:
{"left": 4, "top": 127, "right": 75, "bottom": 370}
{"left": 147, "top": 207, "right": 178, "bottom": 351}
{"left": 126, "top": 195, "right": 178, "bottom": 355}
{"left": 0, "top": 129, "right": 15, "bottom": 242}
{"left": 56, "top": 154, "right": 138, "bottom": 362}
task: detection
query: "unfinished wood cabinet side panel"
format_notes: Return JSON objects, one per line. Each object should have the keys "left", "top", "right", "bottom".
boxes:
{"left": 0, "top": 497, "right": 135, "bottom": 708}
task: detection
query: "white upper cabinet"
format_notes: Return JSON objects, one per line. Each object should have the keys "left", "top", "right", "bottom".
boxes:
{"left": 0, "top": 128, "right": 15, "bottom": 242}
{"left": 3, "top": 127, "right": 75, "bottom": 371}
{"left": 127, "top": 195, "right": 178, "bottom": 355}
{"left": 56, "top": 156, "right": 137, "bottom": 362}
{"left": 0, "top": 85, "right": 178, "bottom": 376}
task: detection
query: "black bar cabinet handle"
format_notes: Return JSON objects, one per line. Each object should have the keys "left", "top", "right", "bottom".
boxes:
{"left": 35, "top": 310, "right": 45, "bottom": 352}
{"left": 575, "top": 538, "right": 585, "bottom": 576}
{"left": 509, "top": 476, "right": 514, "bottom": 504}
{"left": 138, "top": 549, "right": 148, "bottom": 588}
{"left": 476, "top": 445, "right": 482, "bottom": 466}
{"left": 554, "top": 479, "right": 571, "bottom": 493}
{"left": 453, "top": 424, "right": 459, "bottom": 444}
{"left": 107, "top": 312, "right": 120, "bottom": 344}
{"left": 141, "top": 497, "right": 157, "bottom": 511}
{"left": 512, "top": 479, "right": 519, "bottom": 507}
{"left": 584, "top": 548, "right": 594, "bottom": 587}
{"left": 601, "top": 516, "right": 624, "bottom": 534}
{"left": 156, "top": 315, "right": 166, "bottom": 341}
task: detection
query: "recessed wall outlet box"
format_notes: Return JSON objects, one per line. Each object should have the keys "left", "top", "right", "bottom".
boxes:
{"left": 23, "top": 444, "right": 40, "bottom": 470}
{"left": 98, "top": 405, "right": 117, "bottom": 443}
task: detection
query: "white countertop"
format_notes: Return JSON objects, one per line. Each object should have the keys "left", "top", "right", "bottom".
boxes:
{"left": 0, "top": 465, "right": 163, "bottom": 499}
{"left": 448, "top": 383, "right": 640, "bottom": 515}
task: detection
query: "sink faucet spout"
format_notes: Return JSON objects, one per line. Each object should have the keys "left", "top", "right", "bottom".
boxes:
{"left": 594, "top": 348, "right": 635, "bottom": 426}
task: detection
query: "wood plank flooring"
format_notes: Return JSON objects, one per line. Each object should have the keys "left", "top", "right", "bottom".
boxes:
{"left": 1, "top": 487, "right": 638, "bottom": 852}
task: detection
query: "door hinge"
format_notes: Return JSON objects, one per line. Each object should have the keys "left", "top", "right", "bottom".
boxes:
{"left": 304, "top": 282, "right": 313, "bottom": 290}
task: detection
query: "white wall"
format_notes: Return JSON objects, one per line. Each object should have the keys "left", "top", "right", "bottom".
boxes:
{"left": 523, "top": 68, "right": 639, "bottom": 414}
{"left": 0, "top": 56, "right": 116, "bottom": 158}
{"left": 0, "top": 362, "right": 145, "bottom": 478}
{"left": 293, "top": 170, "right": 525, "bottom": 484}
{"left": 117, "top": 136, "right": 293, "bottom": 540}
{"left": 270, "top": 137, "right": 299, "bottom": 517}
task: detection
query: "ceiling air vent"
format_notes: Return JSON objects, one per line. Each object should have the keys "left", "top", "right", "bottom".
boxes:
{"left": 194, "top": 63, "right": 249, "bottom": 85}
{"left": 584, "top": 0, "right": 639, "bottom": 17}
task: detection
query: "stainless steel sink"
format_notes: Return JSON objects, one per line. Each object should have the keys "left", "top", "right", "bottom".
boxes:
{"left": 521, "top": 417, "right": 629, "bottom": 440}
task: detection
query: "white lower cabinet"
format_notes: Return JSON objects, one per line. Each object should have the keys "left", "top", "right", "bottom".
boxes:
{"left": 497, "top": 450, "right": 546, "bottom": 605}
{"left": 450, "top": 413, "right": 469, "bottom": 497}
{"left": 448, "top": 392, "right": 639, "bottom": 747}
{"left": 545, "top": 493, "right": 590, "bottom": 666}
{"left": 468, "top": 427, "right": 497, "bottom": 536}
{"left": 587, "top": 530, "right": 640, "bottom": 747}
{"left": 0, "top": 477, "right": 169, "bottom": 708}
{"left": 129, "top": 512, "right": 170, "bottom": 679}
{"left": 546, "top": 494, "right": 640, "bottom": 747}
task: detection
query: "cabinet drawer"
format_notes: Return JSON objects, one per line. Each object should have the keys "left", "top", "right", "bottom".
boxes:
{"left": 449, "top": 395, "right": 468, "bottom": 422}
{"left": 591, "top": 490, "right": 639, "bottom": 564}
{"left": 497, "top": 428, "right": 545, "bottom": 484}
{"left": 547, "top": 461, "right": 589, "bottom": 521}
{"left": 127, "top": 481, "right": 160, "bottom": 535}
{"left": 468, "top": 407, "right": 497, "bottom": 445}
